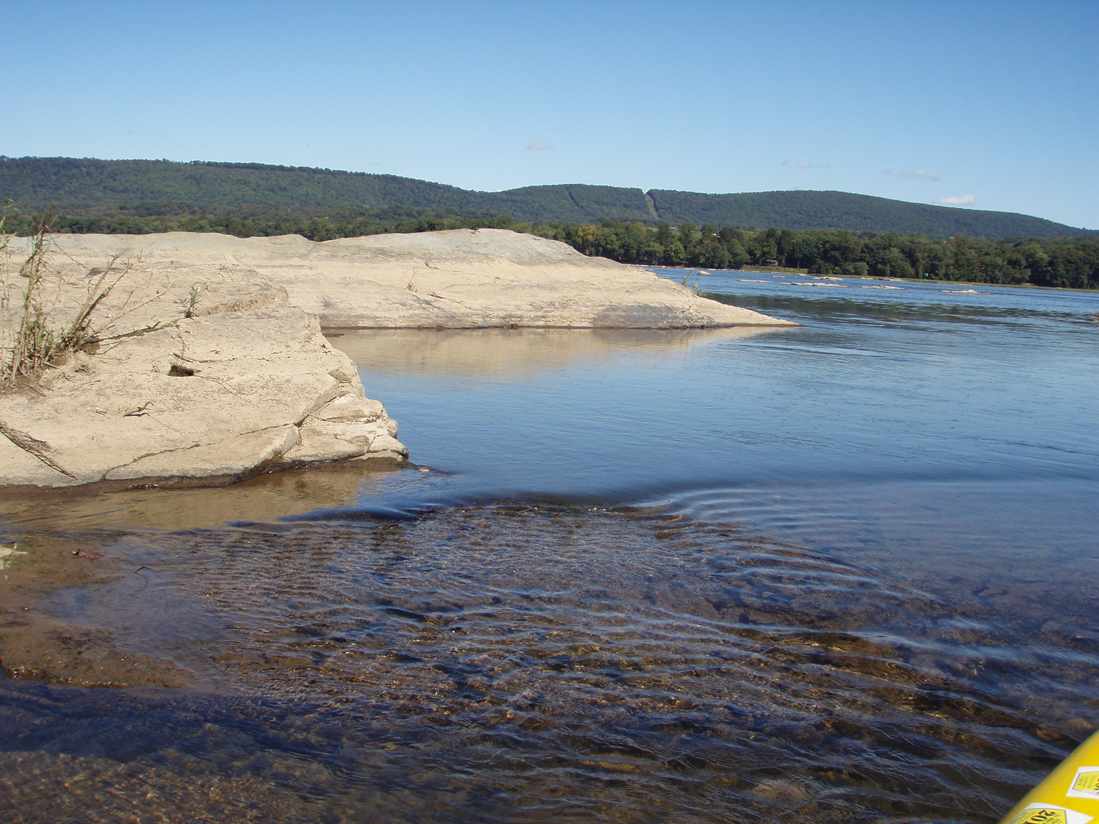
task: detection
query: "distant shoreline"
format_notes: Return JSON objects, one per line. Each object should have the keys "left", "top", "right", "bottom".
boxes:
{"left": 730, "top": 268, "right": 1099, "bottom": 293}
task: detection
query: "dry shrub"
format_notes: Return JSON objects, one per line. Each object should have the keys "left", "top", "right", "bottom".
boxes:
{"left": 2, "top": 217, "right": 133, "bottom": 389}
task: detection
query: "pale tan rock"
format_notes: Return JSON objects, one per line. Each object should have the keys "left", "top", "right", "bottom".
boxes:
{"left": 4, "top": 229, "right": 793, "bottom": 330}
{"left": 0, "top": 304, "right": 405, "bottom": 487}
{"left": 282, "top": 428, "right": 365, "bottom": 465}
{"left": 104, "top": 425, "right": 301, "bottom": 482}
{"left": 0, "top": 431, "right": 70, "bottom": 486}
{"left": 313, "top": 395, "right": 386, "bottom": 423}
{"left": 365, "top": 433, "right": 408, "bottom": 461}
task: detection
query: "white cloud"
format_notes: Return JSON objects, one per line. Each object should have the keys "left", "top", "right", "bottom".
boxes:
{"left": 884, "top": 167, "right": 942, "bottom": 182}
{"left": 781, "top": 159, "right": 830, "bottom": 170}
{"left": 940, "top": 194, "right": 977, "bottom": 206}
{"left": 526, "top": 140, "right": 552, "bottom": 152}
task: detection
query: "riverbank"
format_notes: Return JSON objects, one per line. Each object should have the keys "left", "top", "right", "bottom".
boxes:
{"left": 0, "top": 230, "right": 790, "bottom": 489}
{"left": 736, "top": 267, "right": 1099, "bottom": 292}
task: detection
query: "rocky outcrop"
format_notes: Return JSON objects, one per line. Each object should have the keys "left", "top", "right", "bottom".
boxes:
{"left": 12, "top": 229, "right": 794, "bottom": 329}
{"left": 0, "top": 262, "right": 405, "bottom": 489}
{"left": 0, "top": 229, "right": 789, "bottom": 489}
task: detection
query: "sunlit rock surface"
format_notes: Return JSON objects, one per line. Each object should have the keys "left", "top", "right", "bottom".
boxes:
{"left": 11, "top": 229, "right": 793, "bottom": 329}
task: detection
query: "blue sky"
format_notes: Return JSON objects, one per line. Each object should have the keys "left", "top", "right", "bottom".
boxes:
{"left": 7, "top": 0, "right": 1097, "bottom": 227}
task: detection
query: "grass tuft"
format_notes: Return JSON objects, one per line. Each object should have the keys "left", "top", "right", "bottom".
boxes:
{"left": 2, "top": 216, "right": 132, "bottom": 389}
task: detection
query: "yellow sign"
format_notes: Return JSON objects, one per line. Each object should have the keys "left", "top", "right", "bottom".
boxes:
{"left": 1011, "top": 809, "right": 1067, "bottom": 824}
{"left": 1000, "top": 732, "right": 1099, "bottom": 823}
{"left": 1073, "top": 771, "right": 1099, "bottom": 797}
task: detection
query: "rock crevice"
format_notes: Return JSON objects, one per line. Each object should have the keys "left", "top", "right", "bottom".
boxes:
{"left": 0, "top": 420, "right": 76, "bottom": 480}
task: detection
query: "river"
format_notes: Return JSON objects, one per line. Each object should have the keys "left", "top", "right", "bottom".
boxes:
{"left": 1, "top": 269, "right": 1097, "bottom": 822}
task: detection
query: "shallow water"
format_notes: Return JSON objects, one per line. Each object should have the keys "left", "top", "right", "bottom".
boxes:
{"left": 2, "top": 270, "right": 1099, "bottom": 822}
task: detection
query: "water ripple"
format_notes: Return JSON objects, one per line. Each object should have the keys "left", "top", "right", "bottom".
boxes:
{"left": 5, "top": 502, "right": 1093, "bottom": 822}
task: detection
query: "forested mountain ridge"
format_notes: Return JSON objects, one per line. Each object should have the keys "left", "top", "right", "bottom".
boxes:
{"left": 0, "top": 157, "right": 652, "bottom": 224}
{"left": 1, "top": 156, "right": 1091, "bottom": 239}
{"left": 647, "top": 189, "right": 1092, "bottom": 240}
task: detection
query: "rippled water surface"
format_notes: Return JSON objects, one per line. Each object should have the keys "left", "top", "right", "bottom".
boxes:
{"left": 2, "top": 270, "right": 1098, "bottom": 822}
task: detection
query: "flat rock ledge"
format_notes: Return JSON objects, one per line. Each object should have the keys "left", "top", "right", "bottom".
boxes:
{"left": 0, "top": 229, "right": 789, "bottom": 489}
{"left": 16, "top": 229, "right": 795, "bottom": 329}
{"left": 0, "top": 285, "right": 406, "bottom": 489}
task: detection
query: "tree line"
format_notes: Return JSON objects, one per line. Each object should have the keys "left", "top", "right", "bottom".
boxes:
{"left": 540, "top": 221, "right": 1099, "bottom": 289}
{"left": 4, "top": 208, "right": 1098, "bottom": 289}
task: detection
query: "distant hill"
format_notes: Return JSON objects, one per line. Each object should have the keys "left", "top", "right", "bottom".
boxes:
{"left": 647, "top": 189, "right": 1092, "bottom": 239}
{"left": 0, "top": 156, "right": 1090, "bottom": 239}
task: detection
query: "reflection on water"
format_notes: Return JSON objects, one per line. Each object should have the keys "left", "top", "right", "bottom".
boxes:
{"left": 0, "top": 463, "right": 406, "bottom": 533}
{"left": 327, "top": 326, "right": 779, "bottom": 377}
{"left": 333, "top": 281, "right": 1099, "bottom": 510}
{"left": 3, "top": 270, "right": 1099, "bottom": 822}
